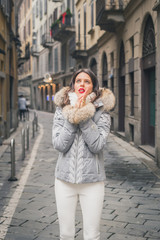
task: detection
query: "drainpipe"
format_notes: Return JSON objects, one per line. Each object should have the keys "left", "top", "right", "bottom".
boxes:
{"left": 153, "top": 1, "right": 160, "bottom": 167}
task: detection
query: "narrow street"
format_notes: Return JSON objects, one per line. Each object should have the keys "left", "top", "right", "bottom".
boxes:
{"left": 0, "top": 111, "right": 160, "bottom": 240}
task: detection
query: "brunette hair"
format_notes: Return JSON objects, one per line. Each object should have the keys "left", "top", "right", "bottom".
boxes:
{"left": 63, "top": 68, "right": 101, "bottom": 106}
{"left": 70, "top": 68, "right": 99, "bottom": 93}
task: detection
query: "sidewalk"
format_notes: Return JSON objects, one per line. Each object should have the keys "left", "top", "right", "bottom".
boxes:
{"left": 0, "top": 110, "right": 160, "bottom": 240}
{"left": 0, "top": 110, "right": 39, "bottom": 207}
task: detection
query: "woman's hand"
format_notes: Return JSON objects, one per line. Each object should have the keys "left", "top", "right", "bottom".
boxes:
{"left": 75, "top": 96, "right": 86, "bottom": 108}
{"left": 75, "top": 88, "right": 91, "bottom": 108}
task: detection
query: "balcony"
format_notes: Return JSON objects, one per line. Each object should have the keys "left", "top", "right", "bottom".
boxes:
{"left": 51, "top": 11, "right": 75, "bottom": 42}
{"left": 72, "top": 50, "right": 88, "bottom": 59}
{"left": 30, "top": 45, "right": 39, "bottom": 57}
{"left": 17, "top": 57, "right": 26, "bottom": 67}
{"left": 41, "top": 33, "right": 54, "bottom": 48}
{"left": 96, "top": 0, "right": 129, "bottom": 32}
{"left": 69, "top": 36, "right": 88, "bottom": 60}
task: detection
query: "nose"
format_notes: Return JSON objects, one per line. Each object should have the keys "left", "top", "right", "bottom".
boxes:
{"left": 80, "top": 80, "right": 85, "bottom": 86}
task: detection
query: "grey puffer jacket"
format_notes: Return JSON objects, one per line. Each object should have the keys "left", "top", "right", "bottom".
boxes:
{"left": 52, "top": 87, "right": 115, "bottom": 184}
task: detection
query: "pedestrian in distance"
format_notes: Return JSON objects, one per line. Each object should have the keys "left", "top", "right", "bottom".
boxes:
{"left": 52, "top": 68, "right": 115, "bottom": 240}
{"left": 18, "top": 94, "right": 27, "bottom": 121}
{"left": 26, "top": 98, "right": 30, "bottom": 120}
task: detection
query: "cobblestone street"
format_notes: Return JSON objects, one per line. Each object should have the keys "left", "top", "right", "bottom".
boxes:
{"left": 0, "top": 111, "right": 160, "bottom": 240}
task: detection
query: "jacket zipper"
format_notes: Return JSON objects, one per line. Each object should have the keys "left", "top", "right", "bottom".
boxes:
{"left": 75, "top": 129, "right": 80, "bottom": 183}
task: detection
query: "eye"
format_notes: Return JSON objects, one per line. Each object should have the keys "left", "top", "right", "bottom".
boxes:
{"left": 76, "top": 79, "right": 81, "bottom": 83}
{"left": 85, "top": 80, "right": 91, "bottom": 84}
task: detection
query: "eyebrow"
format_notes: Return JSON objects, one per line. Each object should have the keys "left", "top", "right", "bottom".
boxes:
{"left": 75, "top": 78, "right": 91, "bottom": 81}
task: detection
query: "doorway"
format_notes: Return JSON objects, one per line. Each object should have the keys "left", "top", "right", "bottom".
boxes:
{"left": 142, "top": 68, "right": 155, "bottom": 146}
{"left": 119, "top": 76, "right": 125, "bottom": 132}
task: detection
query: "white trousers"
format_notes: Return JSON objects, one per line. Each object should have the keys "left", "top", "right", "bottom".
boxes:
{"left": 55, "top": 178, "right": 105, "bottom": 240}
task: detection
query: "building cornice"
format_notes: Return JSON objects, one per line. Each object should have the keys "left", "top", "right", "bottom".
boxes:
{"left": 124, "top": 0, "right": 144, "bottom": 21}
{"left": 32, "top": 77, "right": 44, "bottom": 83}
{"left": 97, "top": 31, "right": 114, "bottom": 49}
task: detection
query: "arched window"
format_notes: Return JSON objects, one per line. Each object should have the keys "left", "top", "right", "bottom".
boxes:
{"left": 142, "top": 16, "right": 155, "bottom": 57}
{"left": 102, "top": 52, "right": 108, "bottom": 87}
{"left": 90, "top": 58, "right": 97, "bottom": 76}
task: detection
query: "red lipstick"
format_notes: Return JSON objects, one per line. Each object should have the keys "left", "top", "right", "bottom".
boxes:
{"left": 78, "top": 88, "right": 85, "bottom": 93}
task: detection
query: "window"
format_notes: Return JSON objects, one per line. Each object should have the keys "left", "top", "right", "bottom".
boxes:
{"left": 48, "top": 50, "right": 53, "bottom": 72}
{"left": 67, "top": 0, "right": 70, "bottom": 9}
{"left": 40, "top": 26, "right": 43, "bottom": 44}
{"left": 40, "top": 0, "right": 43, "bottom": 20}
{"left": 32, "top": 32, "right": 37, "bottom": 45}
{"left": 72, "top": 0, "right": 75, "bottom": 25}
{"left": 28, "top": 19, "right": 31, "bottom": 36}
{"left": 49, "top": 15, "right": 52, "bottom": 28}
{"left": 111, "top": 76, "right": 114, "bottom": 92}
{"left": 90, "top": 58, "right": 97, "bottom": 76}
{"left": 130, "top": 72, "right": 134, "bottom": 116}
{"left": 32, "top": 6, "right": 35, "bottom": 29}
{"left": 83, "top": 2, "right": 86, "bottom": 49}
{"left": 110, "top": 52, "right": 114, "bottom": 92}
{"left": 53, "top": 8, "right": 58, "bottom": 22}
{"left": 78, "top": 11, "right": 80, "bottom": 43}
{"left": 61, "top": 44, "right": 66, "bottom": 72}
{"left": 54, "top": 48, "right": 58, "bottom": 73}
{"left": 130, "top": 36, "right": 134, "bottom": 58}
{"left": 102, "top": 54, "right": 107, "bottom": 87}
{"left": 91, "top": 0, "right": 94, "bottom": 29}
{"left": 111, "top": 51, "right": 114, "bottom": 68}
{"left": 44, "top": 0, "right": 47, "bottom": 15}
{"left": 36, "top": 0, "right": 38, "bottom": 17}
{"left": 6, "top": 0, "right": 9, "bottom": 16}
{"left": 44, "top": 20, "right": 47, "bottom": 34}
{"left": 129, "top": 124, "right": 134, "bottom": 142}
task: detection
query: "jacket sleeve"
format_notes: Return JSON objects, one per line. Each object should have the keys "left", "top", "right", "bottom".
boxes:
{"left": 52, "top": 107, "right": 78, "bottom": 153}
{"left": 79, "top": 112, "right": 111, "bottom": 153}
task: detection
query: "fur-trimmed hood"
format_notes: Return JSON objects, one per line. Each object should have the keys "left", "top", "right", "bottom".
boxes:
{"left": 54, "top": 87, "right": 115, "bottom": 124}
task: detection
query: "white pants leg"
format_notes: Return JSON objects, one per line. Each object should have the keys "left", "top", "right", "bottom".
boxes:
{"left": 79, "top": 182, "right": 104, "bottom": 240}
{"left": 55, "top": 178, "right": 78, "bottom": 240}
{"left": 55, "top": 178, "right": 104, "bottom": 240}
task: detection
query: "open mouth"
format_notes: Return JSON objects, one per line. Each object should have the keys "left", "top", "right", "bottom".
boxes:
{"left": 78, "top": 88, "right": 85, "bottom": 93}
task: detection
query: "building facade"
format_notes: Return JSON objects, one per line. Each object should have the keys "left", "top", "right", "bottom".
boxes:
{"left": 17, "top": 0, "right": 33, "bottom": 104}
{"left": 0, "top": 0, "right": 18, "bottom": 141}
{"left": 17, "top": 0, "right": 160, "bottom": 165}
{"left": 72, "top": 0, "right": 160, "bottom": 165}
{"left": 30, "top": 0, "right": 75, "bottom": 112}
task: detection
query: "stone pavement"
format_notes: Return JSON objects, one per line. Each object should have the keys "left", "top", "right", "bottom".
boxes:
{"left": 0, "top": 110, "right": 38, "bottom": 185}
{"left": 0, "top": 110, "right": 160, "bottom": 240}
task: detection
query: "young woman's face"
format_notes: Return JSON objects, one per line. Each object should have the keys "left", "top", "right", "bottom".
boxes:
{"left": 74, "top": 72, "right": 93, "bottom": 98}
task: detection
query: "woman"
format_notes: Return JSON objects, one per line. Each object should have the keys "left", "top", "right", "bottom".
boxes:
{"left": 52, "top": 69, "right": 115, "bottom": 240}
